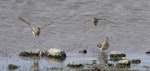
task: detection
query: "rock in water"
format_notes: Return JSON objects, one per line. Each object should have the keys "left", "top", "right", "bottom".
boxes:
{"left": 31, "top": 49, "right": 42, "bottom": 56}
{"left": 8, "top": 64, "right": 18, "bottom": 70}
{"left": 19, "top": 49, "right": 42, "bottom": 57}
{"left": 45, "top": 48, "right": 66, "bottom": 58}
{"left": 79, "top": 49, "right": 87, "bottom": 53}
{"left": 110, "top": 50, "right": 126, "bottom": 61}
{"left": 146, "top": 51, "right": 150, "bottom": 54}
{"left": 118, "top": 59, "right": 130, "bottom": 64}
{"left": 67, "top": 61, "right": 83, "bottom": 67}
{"left": 116, "top": 59, "right": 130, "bottom": 68}
{"left": 19, "top": 51, "right": 30, "bottom": 57}
{"left": 130, "top": 59, "right": 141, "bottom": 64}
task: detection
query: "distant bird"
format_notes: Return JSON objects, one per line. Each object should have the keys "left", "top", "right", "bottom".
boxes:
{"left": 83, "top": 17, "right": 115, "bottom": 26}
{"left": 97, "top": 37, "right": 109, "bottom": 50}
{"left": 19, "top": 17, "right": 51, "bottom": 48}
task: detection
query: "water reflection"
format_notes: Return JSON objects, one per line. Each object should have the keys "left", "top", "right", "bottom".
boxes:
{"left": 30, "top": 56, "right": 40, "bottom": 71}
{"left": 47, "top": 57, "right": 66, "bottom": 63}
{"left": 100, "top": 51, "right": 108, "bottom": 65}
{"left": 92, "top": 51, "right": 109, "bottom": 71}
{"left": 99, "top": 51, "right": 108, "bottom": 66}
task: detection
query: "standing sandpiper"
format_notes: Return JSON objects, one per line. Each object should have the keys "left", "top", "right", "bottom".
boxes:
{"left": 97, "top": 37, "right": 109, "bottom": 50}
{"left": 19, "top": 17, "right": 51, "bottom": 48}
{"left": 83, "top": 17, "right": 115, "bottom": 26}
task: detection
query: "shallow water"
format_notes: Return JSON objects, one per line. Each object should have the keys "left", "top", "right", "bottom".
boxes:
{"left": 1, "top": 0, "right": 150, "bottom": 70}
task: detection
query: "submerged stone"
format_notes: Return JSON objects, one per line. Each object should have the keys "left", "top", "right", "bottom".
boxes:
{"left": 67, "top": 61, "right": 83, "bottom": 67}
{"left": 108, "top": 63, "right": 114, "bottom": 67}
{"left": 146, "top": 51, "right": 150, "bottom": 54}
{"left": 8, "top": 64, "right": 18, "bottom": 70}
{"left": 45, "top": 48, "right": 66, "bottom": 58}
{"left": 79, "top": 49, "right": 87, "bottom": 53}
{"left": 130, "top": 59, "right": 141, "bottom": 64}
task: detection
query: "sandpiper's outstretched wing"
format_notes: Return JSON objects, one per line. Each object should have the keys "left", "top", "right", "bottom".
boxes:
{"left": 40, "top": 24, "right": 51, "bottom": 29}
{"left": 97, "top": 18, "right": 116, "bottom": 24}
{"left": 19, "top": 17, "right": 34, "bottom": 30}
{"left": 97, "top": 18, "right": 106, "bottom": 20}
{"left": 83, "top": 19, "right": 92, "bottom": 24}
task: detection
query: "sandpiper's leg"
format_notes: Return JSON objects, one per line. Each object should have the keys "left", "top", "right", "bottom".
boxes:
{"left": 36, "top": 36, "right": 41, "bottom": 48}
{"left": 37, "top": 36, "right": 41, "bottom": 45}
{"left": 100, "top": 49, "right": 104, "bottom": 53}
{"left": 34, "top": 37, "right": 36, "bottom": 49}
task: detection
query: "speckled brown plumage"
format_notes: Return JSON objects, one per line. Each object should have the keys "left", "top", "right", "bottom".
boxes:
{"left": 97, "top": 37, "right": 109, "bottom": 50}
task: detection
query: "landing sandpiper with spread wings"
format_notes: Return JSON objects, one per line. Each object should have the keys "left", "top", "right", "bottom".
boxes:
{"left": 83, "top": 17, "right": 115, "bottom": 26}
{"left": 97, "top": 37, "right": 109, "bottom": 50}
{"left": 19, "top": 17, "right": 51, "bottom": 48}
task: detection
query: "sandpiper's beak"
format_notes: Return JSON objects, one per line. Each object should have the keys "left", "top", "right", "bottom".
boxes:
{"left": 97, "top": 44, "right": 99, "bottom": 48}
